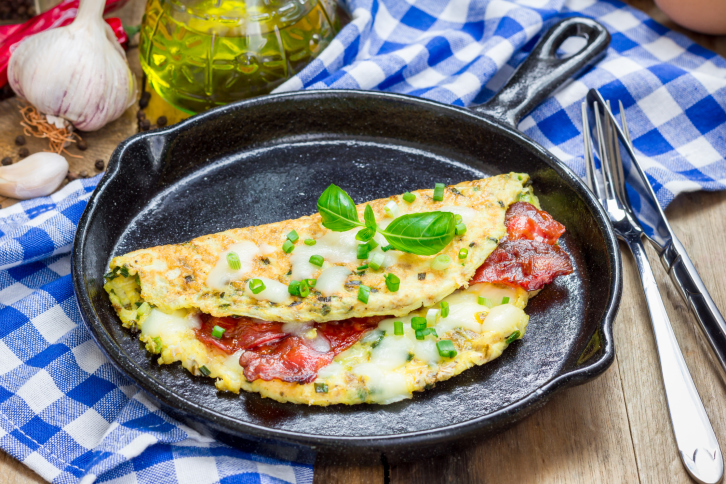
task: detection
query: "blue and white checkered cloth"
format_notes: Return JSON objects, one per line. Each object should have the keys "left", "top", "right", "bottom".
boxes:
{"left": 2, "top": 0, "right": 726, "bottom": 482}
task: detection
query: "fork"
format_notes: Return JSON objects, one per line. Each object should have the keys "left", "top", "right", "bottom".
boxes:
{"left": 581, "top": 99, "right": 723, "bottom": 484}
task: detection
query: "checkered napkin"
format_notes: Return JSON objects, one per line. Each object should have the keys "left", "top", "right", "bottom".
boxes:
{"left": 0, "top": 178, "right": 314, "bottom": 483}
{"left": 3, "top": 0, "right": 726, "bottom": 482}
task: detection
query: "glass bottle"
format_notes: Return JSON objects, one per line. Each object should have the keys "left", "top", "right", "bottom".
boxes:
{"left": 139, "top": 0, "right": 339, "bottom": 114}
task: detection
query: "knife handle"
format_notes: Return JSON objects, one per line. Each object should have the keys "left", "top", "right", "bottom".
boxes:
{"left": 662, "top": 235, "right": 726, "bottom": 385}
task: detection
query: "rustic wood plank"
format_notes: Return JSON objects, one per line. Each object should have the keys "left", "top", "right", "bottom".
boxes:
{"left": 313, "top": 455, "right": 384, "bottom": 484}
{"left": 0, "top": 450, "right": 44, "bottom": 484}
{"left": 614, "top": 190, "right": 726, "bottom": 483}
{"left": 390, "top": 359, "right": 640, "bottom": 484}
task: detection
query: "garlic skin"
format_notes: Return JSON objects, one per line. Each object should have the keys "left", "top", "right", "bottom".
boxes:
{"left": 8, "top": 0, "right": 136, "bottom": 132}
{"left": 0, "top": 153, "right": 69, "bottom": 200}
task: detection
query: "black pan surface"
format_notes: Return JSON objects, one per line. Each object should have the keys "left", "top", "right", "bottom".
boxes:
{"left": 72, "top": 18, "right": 621, "bottom": 462}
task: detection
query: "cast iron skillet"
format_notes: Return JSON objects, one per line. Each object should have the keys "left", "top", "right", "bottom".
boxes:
{"left": 72, "top": 17, "right": 621, "bottom": 463}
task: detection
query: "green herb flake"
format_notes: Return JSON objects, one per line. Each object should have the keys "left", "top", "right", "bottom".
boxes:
{"left": 436, "top": 340, "right": 457, "bottom": 358}
{"left": 357, "top": 285, "right": 370, "bottom": 304}
{"left": 282, "top": 239, "right": 295, "bottom": 254}
{"left": 314, "top": 382, "right": 329, "bottom": 393}
{"left": 506, "top": 331, "right": 521, "bottom": 344}
{"left": 433, "top": 183, "right": 445, "bottom": 201}
{"left": 199, "top": 365, "right": 211, "bottom": 376}
{"left": 249, "top": 279, "right": 266, "bottom": 295}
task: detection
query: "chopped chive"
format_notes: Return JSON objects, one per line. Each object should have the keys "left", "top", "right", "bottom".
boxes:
{"left": 458, "top": 248, "right": 468, "bottom": 259}
{"left": 415, "top": 329, "right": 425, "bottom": 340}
{"left": 478, "top": 296, "right": 492, "bottom": 307}
{"left": 455, "top": 223, "right": 467, "bottom": 236}
{"left": 381, "top": 244, "right": 393, "bottom": 252}
{"left": 366, "top": 239, "right": 379, "bottom": 251}
{"left": 415, "top": 327, "right": 438, "bottom": 340}
{"left": 454, "top": 214, "right": 463, "bottom": 224}
{"left": 440, "top": 300, "right": 449, "bottom": 318}
{"left": 357, "top": 244, "right": 369, "bottom": 260}
{"left": 288, "top": 280, "right": 300, "bottom": 296}
{"left": 433, "top": 183, "right": 445, "bottom": 201}
{"left": 282, "top": 239, "right": 295, "bottom": 253}
{"left": 436, "top": 340, "right": 457, "bottom": 358}
{"left": 385, "top": 273, "right": 400, "bottom": 292}
{"left": 227, "top": 252, "right": 241, "bottom": 271}
{"left": 431, "top": 254, "right": 452, "bottom": 271}
{"left": 502, "top": 296, "right": 510, "bottom": 304}
{"left": 358, "top": 285, "right": 370, "bottom": 304}
{"left": 153, "top": 336, "right": 162, "bottom": 353}
{"left": 394, "top": 321, "right": 404, "bottom": 335}
{"left": 506, "top": 331, "right": 521, "bottom": 344}
{"left": 119, "top": 266, "right": 129, "bottom": 278}
{"left": 357, "top": 264, "right": 369, "bottom": 270}
{"left": 314, "top": 382, "right": 328, "bottom": 393}
{"left": 212, "top": 325, "right": 225, "bottom": 339}
{"left": 369, "top": 253, "right": 385, "bottom": 271}
{"left": 384, "top": 200, "right": 400, "bottom": 218}
{"left": 402, "top": 192, "right": 416, "bottom": 203}
{"left": 309, "top": 255, "right": 324, "bottom": 267}
{"left": 286, "top": 230, "right": 299, "bottom": 243}
{"left": 306, "top": 279, "right": 317, "bottom": 287}
{"left": 304, "top": 239, "right": 316, "bottom": 246}
{"left": 199, "top": 365, "right": 211, "bottom": 376}
{"left": 299, "top": 279, "right": 310, "bottom": 298}
{"left": 426, "top": 308, "right": 440, "bottom": 326}
{"left": 411, "top": 316, "right": 427, "bottom": 330}
{"left": 249, "top": 279, "right": 266, "bottom": 294}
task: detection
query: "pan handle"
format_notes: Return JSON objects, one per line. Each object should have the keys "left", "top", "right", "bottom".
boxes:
{"left": 471, "top": 17, "right": 609, "bottom": 127}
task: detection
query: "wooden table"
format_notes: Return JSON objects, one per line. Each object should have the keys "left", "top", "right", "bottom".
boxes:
{"left": 2, "top": 1, "right": 726, "bottom": 482}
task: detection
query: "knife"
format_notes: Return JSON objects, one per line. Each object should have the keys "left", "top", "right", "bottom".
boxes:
{"left": 589, "top": 89, "right": 726, "bottom": 385}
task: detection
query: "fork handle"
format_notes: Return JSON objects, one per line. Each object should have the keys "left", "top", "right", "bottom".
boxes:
{"left": 625, "top": 234, "right": 723, "bottom": 484}
{"left": 660, "top": 235, "right": 726, "bottom": 386}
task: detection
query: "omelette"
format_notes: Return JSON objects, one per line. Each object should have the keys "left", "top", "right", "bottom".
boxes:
{"left": 104, "top": 173, "right": 574, "bottom": 405}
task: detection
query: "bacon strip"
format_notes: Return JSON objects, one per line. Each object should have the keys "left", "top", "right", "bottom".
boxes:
{"left": 469, "top": 240, "right": 573, "bottom": 291}
{"left": 196, "top": 315, "right": 384, "bottom": 383}
{"left": 469, "top": 202, "right": 573, "bottom": 290}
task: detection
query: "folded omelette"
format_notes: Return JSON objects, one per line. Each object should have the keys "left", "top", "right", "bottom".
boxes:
{"left": 104, "top": 173, "right": 573, "bottom": 405}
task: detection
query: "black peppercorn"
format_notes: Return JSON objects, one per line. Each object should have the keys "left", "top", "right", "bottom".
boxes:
{"left": 18, "top": 147, "right": 29, "bottom": 158}
{"left": 79, "top": 170, "right": 88, "bottom": 178}
{"left": 156, "top": 116, "right": 167, "bottom": 127}
{"left": 137, "top": 109, "right": 146, "bottom": 120}
{"left": 76, "top": 139, "right": 88, "bottom": 151}
{"left": 139, "top": 91, "right": 151, "bottom": 109}
{"left": 14, "top": 135, "right": 26, "bottom": 146}
{"left": 1, "top": 157, "right": 12, "bottom": 166}
{"left": 95, "top": 159, "right": 105, "bottom": 171}
{"left": 140, "top": 119, "right": 151, "bottom": 131}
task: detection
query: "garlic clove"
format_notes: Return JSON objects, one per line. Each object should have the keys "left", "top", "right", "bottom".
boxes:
{"left": 8, "top": 0, "right": 136, "bottom": 132}
{"left": 0, "top": 152, "right": 69, "bottom": 200}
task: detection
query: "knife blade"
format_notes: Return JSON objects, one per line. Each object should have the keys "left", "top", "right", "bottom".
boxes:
{"left": 588, "top": 88, "right": 726, "bottom": 385}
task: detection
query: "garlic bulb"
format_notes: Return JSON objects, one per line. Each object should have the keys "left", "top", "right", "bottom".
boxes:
{"left": 8, "top": 0, "right": 135, "bottom": 132}
{"left": 0, "top": 153, "right": 69, "bottom": 200}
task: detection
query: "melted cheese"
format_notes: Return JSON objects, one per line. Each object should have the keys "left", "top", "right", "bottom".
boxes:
{"left": 140, "top": 309, "right": 201, "bottom": 338}
{"left": 206, "top": 241, "right": 259, "bottom": 291}
{"left": 316, "top": 266, "right": 351, "bottom": 296}
{"left": 352, "top": 363, "right": 409, "bottom": 404}
{"left": 440, "top": 205, "right": 478, "bottom": 225}
{"left": 482, "top": 304, "right": 526, "bottom": 336}
{"left": 245, "top": 277, "right": 289, "bottom": 303}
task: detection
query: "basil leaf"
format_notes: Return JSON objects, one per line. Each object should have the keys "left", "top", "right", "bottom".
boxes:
{"left": 364, "top": 205, "right": 377, "bottom": 231}
{"left": 317, "top": 184, "right": 362, "bottom": 231}
{"left": 380, "top": 212, "right": 456, "bottom": 256}
{"left": 356, "top": 227, "right": 376, "bottom": 242}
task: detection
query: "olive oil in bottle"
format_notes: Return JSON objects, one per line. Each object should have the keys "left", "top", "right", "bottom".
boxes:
{"left": 139, "top": 0, "right": 339, "bottom": 114}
